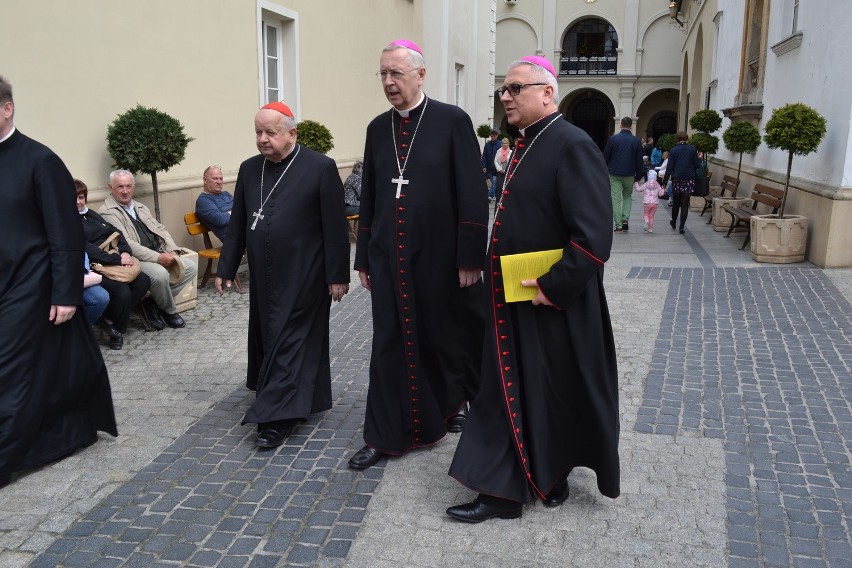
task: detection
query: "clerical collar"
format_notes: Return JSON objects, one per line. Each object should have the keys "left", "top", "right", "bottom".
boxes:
{"left": 266, "top": 144, "right": 298, "bottom": 165}
{"left": 395, "top": 92, "right": 425, "bottom": 118}
{"left": 518, "top": 111, "right": 561, "bottom": 139}
{"left": 0, "top": 126, "right": 16, "bottom": 144}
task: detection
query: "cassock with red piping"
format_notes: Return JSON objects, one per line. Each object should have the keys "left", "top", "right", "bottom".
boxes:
{"left": 449, "top": 112, "right": 620, "bottom": 503}
{"left": 354, "top": 97, "right": 488, "bottom": 455}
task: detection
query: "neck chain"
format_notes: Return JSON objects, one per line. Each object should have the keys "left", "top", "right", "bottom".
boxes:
{"left": 495, "top": 114, "right": 561, "bottom": 213}
{"left": 252, "top": 144, "right": 301, "bottom": 230}
{"left": 391, "top": 97, "right": 428, "bottom": 177}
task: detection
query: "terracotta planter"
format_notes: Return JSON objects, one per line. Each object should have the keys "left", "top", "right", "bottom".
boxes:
{"left": 750, "top": 214, "right": 808, "bottom": 264}
{"left": 712, "top": 197, "right": 750, "bottom": 232}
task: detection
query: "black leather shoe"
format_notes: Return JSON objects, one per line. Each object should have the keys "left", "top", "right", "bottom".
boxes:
{"left": 255, "top": 427, "right": 291, "bottom": 449}
{"left": 96, "top": 318, "right": 122, "bottom": 340}
{"left": 622, "top": 220, "right": 629, "bottom": 232}
{"left": 160, "top": 311, "right": 186, "bottom": 329}
{"left": 109, "top": 336, "right": 124, "bottom": 350}
{"left": 348, "top": 445, "right": 387, "bottom": 470}
{"left": 446, "top": 496, "right": 522, "bottom": 523}
{"left": 679, "top": 227, "right": 685, "bottom": 234}
{"left": 543, "top": 478, "right": 569, "bottom": 508}
{"left": 447, "top": 404, "right": 468, "bottom": 434}
{"left": 142, "top": 299, "right": 166, "bottom": 331}
{"left": 670, "top": 220, "right": 676, "bottom": 230}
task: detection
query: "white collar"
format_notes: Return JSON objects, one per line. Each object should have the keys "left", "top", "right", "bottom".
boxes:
{"left": 78, "top": 206, "right": 89, "bottom": 215}
{"left": 395, "top": 92, "right": 425, "bottom": 118}
{"left": 0, "top": 126, "right": 16, "bottom": 144}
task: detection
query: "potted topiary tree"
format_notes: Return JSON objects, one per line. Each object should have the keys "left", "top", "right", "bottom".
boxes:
{"left": 658, "top": 133, "right": 676, "bottom": 153}
{"left": 107, "top": 105, "right": 194, "bottom": 222}
{"left": 687, "top": 109, "right": 722, "bottom": 211}
{"left": 297, "top": 119, "right": 334, "bottom": 154}
{"left": 751, "top": 103, "right": 827, "bottom": 263}
{"left": 722, "top": 121, "right": 761, "bottom": 194}
{"left": 476, "top": 123, "right": 494, "bottom": 141}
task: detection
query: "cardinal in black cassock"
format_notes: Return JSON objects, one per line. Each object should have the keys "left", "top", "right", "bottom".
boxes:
{"left": 217, "top": 102, "right": 350, "bottom": 449}
{"left": 447, "top": 57, "right": 619, "bottom": 523}
{"left": 349, "top": 40, "right": 488, "bottom": 470}
{"left": 0, "top": 82, "right": 117, "bottom": 484}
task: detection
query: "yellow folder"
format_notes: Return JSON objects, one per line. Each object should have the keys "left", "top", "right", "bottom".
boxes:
{"left": 499, "top": 248, "right": 563, "bottom": 302}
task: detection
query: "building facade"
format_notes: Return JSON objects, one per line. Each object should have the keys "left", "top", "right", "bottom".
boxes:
{"left": 494, "top": 0, "right": 682, "bottom": 148}
{"left": 675, "top": 0, "right": 851, "bottom": 267}
{"left": 2, "top": 0, "right": 495, "bottom": 249}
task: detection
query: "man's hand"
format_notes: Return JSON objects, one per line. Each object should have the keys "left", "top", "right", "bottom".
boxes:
{"left": 328, "top": 283, "right": 349, "bottom": 302}
{"left": 49, "top": 305, "right": 76, "bottom": 325}
{"left": 120, "top": 252, "right": 133, "bottom": 266}
{"left": 157, "top": 252, "right": 176, "bottom": 267}
{"left": 358, "top": 270, "right": 371, "bottom": 291}
{"left": 459, "top": 268, "right": 481, "bottom": 288}
{"left": 215, "top": 276, "right": 232, "bottom": 296}
{"left": 520, "top": 279, "right": 553, "bottom": 306}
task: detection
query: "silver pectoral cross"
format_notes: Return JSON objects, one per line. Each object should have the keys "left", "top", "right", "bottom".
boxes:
{"left": 251, "top": 209, "right": 264, "bottom": 230}
{"left": 392, "top": 175, "right": 409, "bottom": 199}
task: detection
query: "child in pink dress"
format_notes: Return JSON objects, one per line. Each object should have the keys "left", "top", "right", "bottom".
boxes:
{"left": 634, "top": 170, "right": 665, "bottom": 233}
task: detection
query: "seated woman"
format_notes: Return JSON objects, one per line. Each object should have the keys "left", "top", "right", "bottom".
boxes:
{"left": 83, "top": 252, "right": 110, "bottom": 328}
{"left": 343, "top": 161, "right": 362, "bottom": 217}
{"left": 75, "top": 179, "right": 151, "bottom": 350}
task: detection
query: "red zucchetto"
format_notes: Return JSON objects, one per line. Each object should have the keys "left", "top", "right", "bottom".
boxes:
{"left": 261, "top": 101, "right": 294, "bottom": 117}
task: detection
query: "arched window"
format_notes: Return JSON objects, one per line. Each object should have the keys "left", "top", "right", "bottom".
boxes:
{"left": 560, "top": 19, "right": 618, "bottom": 76}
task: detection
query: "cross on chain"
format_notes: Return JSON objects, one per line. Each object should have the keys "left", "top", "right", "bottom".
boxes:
{"left": 251, "top": 209, "right": 264, "bottom": 230}
{"left": 392, "top": 176, "right": 409, "bottom": 199}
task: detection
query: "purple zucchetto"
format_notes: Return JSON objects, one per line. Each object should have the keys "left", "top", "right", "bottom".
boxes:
{"left": 520, "top": 55, "right": 557, "bottom": 78}
{"left": 388, "top": 39, "right": 423, "bottom": 55}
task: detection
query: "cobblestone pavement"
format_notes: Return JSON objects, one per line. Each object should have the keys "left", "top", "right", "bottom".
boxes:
{"left": 1, "top": 199, "right": 850, "bottom": 567}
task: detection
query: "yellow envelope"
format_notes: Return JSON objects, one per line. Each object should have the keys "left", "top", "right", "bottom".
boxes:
{"left": 499, "top": 248, "right": 563, "bottom": 302}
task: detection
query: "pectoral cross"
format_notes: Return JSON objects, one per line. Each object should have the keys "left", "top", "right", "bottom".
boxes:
{"left": 392, "top": 175, "right": 409, "bottom": 199}
{"left": 251, "top": 209, "right": 264, "bottom": 230}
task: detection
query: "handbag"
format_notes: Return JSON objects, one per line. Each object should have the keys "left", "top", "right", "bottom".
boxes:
{"left": 90, "top": 232, "right": 142, "bottom": 283}
{"left": 693, "top": 173, "right": 710, "bottom": 197}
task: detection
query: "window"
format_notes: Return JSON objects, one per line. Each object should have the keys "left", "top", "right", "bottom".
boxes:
{"left": 454, "top": 64, "right": 464, "bottom": 107}
{"left": 792, "top": 0, "right": 799, "bottom": 33}
{"left": 263, "top": 22, "right": 282, "bottom": 104}
{"left": 258, "top": 4, "right": 299, "bottom": 111}
{"left": 560, "top": 19, "right": 618, "bottom": 76}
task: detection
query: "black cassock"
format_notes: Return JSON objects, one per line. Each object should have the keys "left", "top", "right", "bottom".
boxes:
{"left": 0, "top": 130, "right": 117, "bottom": 476}
{"left": 355, "top": 98, "right": 488, "bottom": 454}
{"left": 218, "top": 145, "right": 350, "bottom": 426}
{"left": 449, "top": 113, "right": 621, "bottom": 503}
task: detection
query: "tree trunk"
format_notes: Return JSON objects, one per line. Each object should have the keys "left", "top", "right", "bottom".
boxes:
{"left": 735, "top": 152, "right": 743, "bottom": 198}
{"left": 150, "top": 170, "right": 161, "bottom": 222}
{"left": 778, "top": 151, "right": 793, "bottom": 219}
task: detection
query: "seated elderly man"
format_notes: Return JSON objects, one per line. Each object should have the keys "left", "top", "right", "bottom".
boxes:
{"left": 195, "top": 165, "right": 232, "bottom": 241}
{"left": 99, "top": 169, "right": 197, "bottom": 329}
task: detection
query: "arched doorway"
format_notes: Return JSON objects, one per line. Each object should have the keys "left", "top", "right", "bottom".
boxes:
{"left": 562, "top": 90, "right": 614, "bottom": 150}
{"left": 648, "top": 112, "right": 677, "bottom": 144}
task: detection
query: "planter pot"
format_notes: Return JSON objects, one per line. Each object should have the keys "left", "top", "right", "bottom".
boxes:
{"left": 689, "top": 195, "right": 704, "bottom": 212}
{"left": 712, "top": 197, "right": 750, "bottom": 232}
{"left": 750, "top": 214, "right": 808, "bottom": 264}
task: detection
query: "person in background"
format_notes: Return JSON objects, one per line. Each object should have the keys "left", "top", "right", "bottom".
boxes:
{"left": 602, "top": 117, "right": 643, "bottom": 232}
{"left": 82, "top": 253, "right": 110, "bottom": 328}
{"left": 481, "top": 129, "right": 501, "bottom": 201}
{"left": 634, "top": 170, "right": 665, "bottom": 233}
{"left": 343, "top": 161, "right": 363, "bottom": 217}
{"left": 493, "top": 136, "right": 512, "bottom": 194}
{"left": 195, "top": 165, "right": 232, "bottom": 241}
{"left": 661, "top": 131, "right": 700, "bottom": 234}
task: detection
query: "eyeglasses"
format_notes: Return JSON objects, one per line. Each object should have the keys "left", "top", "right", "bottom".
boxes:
{"left": 377, "top": 68, "right": 421, "bottom": 81}
{"left": 495, "top": 83, "right": 548, "bottom": 97}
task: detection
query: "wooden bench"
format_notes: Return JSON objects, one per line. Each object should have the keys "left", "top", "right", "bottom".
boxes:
{"left": 721, "top": 184, "right": 784, "bottom": 250}
{"left": 183, "top": 212, "right": 242, "bottom": 292}
{"left": 346, "top": 214, "right": 359, "bottom": 242}
{"left": 702, "top": 174, "right": 740, "bottom": 221}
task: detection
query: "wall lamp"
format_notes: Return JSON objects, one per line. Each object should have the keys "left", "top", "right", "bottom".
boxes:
{"left": 669, "top": 1, "right": 685, "bottom": 27}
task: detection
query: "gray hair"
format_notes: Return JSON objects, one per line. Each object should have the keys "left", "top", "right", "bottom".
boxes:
{"left": 280, "top": 113, "right": 297, "bottom": 131}
{"left": 382, "top": 44, "right": 425, "bottom": 70}
{"left": 203, "top": 165, "right": 223, "bottom": 178}
{"left": 0, "top": 75, "right": 12, "bottom": 105}
{"left": 507, "top": 60, "right": 559, "bottom": 99}
{"left": 109, "top": 169, "right": 134, "bottom": 184}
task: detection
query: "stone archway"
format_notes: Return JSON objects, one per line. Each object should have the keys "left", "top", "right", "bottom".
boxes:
{"left": 561, "top": 89, "right": 615, "bottom": 150}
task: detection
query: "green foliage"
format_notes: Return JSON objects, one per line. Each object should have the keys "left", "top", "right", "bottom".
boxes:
{"left": 476, "top": 123, "right": 494, "bottom": 139}
{"left": 763, "top": 103, "right": 827, "bottom": 218}
{"left": 723, "top": 121, "right": 761, "bottom": 154}
{"left": 688, "top": 132, "right": 719, "bottom": 155}
{"left": 763, "top": 103, "right": 827, "bottom": 155}
{"left": 107, "top": 104, "right": 193, "bottom": 176}
{"left": 688, "top": 109, "right": 722, "bottom": 134}
{"left": 106, "top": 104, "right": 193, "bottom": 221}
{"left": 297, "top": 120, "right": 335, "bottom": 154}
{"left": 658, "top": 133, "right": 677, "bottom": 152}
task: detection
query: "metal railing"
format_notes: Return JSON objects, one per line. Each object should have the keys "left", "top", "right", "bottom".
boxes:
{"left": 559, "top": 56, "right": 617, "bottom": 76}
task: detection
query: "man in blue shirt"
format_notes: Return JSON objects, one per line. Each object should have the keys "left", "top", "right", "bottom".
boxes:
{"left": 195, "top": 165, "right": 233, "bottom": 241}
{"left": 602, "top": 117, "right": 643, "bottom": 232}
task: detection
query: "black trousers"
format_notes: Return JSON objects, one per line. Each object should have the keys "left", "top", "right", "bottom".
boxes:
{"left": 671, "top": 191, "right": 691, "bottom": 229}
{"left": 99, "top": 272, "right": 151, "bottom": 333}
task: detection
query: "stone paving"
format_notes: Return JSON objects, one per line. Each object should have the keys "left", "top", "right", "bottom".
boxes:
{"left": 1, "top": 199, "right": 850, "bottom": 567}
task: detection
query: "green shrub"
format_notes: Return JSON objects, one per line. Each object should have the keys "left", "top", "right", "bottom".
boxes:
{"left": 722, "top": 121, "right": 761, "bottom": 191}
{"left": 297, "top": 120, "right": 334, "bottom": 154}
{"left": 658, "top": 133, "right": 677, "bottom": 152}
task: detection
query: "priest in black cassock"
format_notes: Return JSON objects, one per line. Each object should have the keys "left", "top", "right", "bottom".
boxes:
{"left": 216, "top": 101, "right": 350, "bottom": 450}
{"left": 0, "top": 76, "right": 117, "bottom": 486}
{"left": 348, "top": 40, "right": 488, "bottom": 470}
{"left": 446, "top": 57, "right": 620, "bottom": 523}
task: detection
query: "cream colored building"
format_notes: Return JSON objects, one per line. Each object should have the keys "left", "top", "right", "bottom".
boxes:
{"left": 494, "top": 0, "right": 682, "bottom": 148}
{"left": 2, "top": 0, "right": 495, "bottom": 249}
{"left": 674, "top": 0, "right": 852, "bottom": 267}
